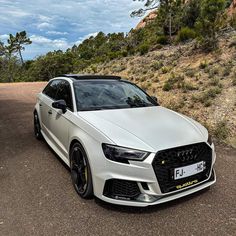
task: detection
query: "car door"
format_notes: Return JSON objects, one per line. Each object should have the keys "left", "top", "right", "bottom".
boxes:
{"left": 39, "top": 80, "right": 60, "bottom": 140}
{"left": 49, "top": 80, "right": 74, "bottom": 159}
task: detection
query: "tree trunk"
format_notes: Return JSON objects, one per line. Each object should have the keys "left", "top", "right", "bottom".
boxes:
{"left": 169, "top": 10, "right": 172, "bottom": 42}
{"left": 7, "top": 55, "right": 14, "bottom": 82}
{"left": 18, "top": 49, "right": 24, "bottom": 65}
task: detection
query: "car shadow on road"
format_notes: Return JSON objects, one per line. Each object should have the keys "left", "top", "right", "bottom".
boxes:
{"left": 94, "top": 188, "right": 210, "bottom": 213}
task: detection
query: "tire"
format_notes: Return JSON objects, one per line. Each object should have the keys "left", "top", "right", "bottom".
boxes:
{"left": 70, "top": 142, "right": 93, "bottom": 199}
{"left": 34, "top": 111, "right": 43, "bottom": 140}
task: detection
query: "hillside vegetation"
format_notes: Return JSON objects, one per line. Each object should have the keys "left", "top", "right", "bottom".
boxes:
{"left": 82, "top": 30, "right": 236, "bottom": 147}
{"left": 0, "top": 0, "right": 235, "bottom": 146}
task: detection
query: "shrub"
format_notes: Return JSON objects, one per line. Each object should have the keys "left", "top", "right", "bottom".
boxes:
{"left": 181, "top": 82, "right": 197, "bottom": 92}
{"left": 108, "top": 51, "right": 121, "bottom": 60}
{"left": 156, "top": 35, "right": 169, "bottom": 45}
{"left": 163, "top": 81, "right": 173, "bottom": 91}
{"left": 122, "top": 50, "right": 128, "bottom": 57}
{"left": 195, "top": 86, "right": 222, "bottom": 105}
{"left": 232, "top": 77, "right": 236, "bottom": 86}
{"left": 151, "top": 61, "right": 164, "bottom": 70}
{"left": 177, "top": 27, "right": 196, "bottom": 42}
{"left": 138, "top": 43, "right": 150, "bottom": 55}
{"left": 222, "top": 67, "right": 231, "bottom": 77}
{"left": 214, "top": 120, "right": 229, "bottom": 140}
{"left": 209, "top": 77, "right": 220, "bottom": 86}
{"left": 207, "top": 87, "right": 222, "bottom": 97}
{"left": 199, "top": 60, "right": 208, "bottom": 69}
{"left": 203, "top": 100, "right": 212, "bottom": 107}
{"left": 162, "top": 73, "right": 184, "bottom": 91}
{"left": 161, "top": 66, "right": 170, "bottom": 74}
{"left": 185, "top": 68, "right": 196, "bottom": 77}
{"left": 208, "top": 67, "right": 219, "bottom": 77}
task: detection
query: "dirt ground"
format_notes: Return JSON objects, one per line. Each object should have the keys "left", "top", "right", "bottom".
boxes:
{"left": 0, "top": 82, "right": 235, "bottom": 236}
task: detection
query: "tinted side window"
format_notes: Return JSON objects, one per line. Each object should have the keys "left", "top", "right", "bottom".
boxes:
{"left": 43, "top": 80, "right": 60, "bottom": 100}
{"left": 55, "top": 81, "right": 73, "bottom": 111}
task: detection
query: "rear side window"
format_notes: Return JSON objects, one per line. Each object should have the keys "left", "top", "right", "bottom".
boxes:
{"left": 55, "top": 81, "right": 73, "bottom": 111}
{"left": 43, "top": 80, "right": 60, "bottom": 100}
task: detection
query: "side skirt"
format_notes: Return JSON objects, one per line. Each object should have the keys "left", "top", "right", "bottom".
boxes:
{"left": 41, "top": 130, "right": 70, "bottom": 167}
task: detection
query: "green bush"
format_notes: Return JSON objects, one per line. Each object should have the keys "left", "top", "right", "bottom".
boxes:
{"left": 161, "top": 66, "right": 171, "bottom": 74}
{"left": 177, "top": 27, "right": 196, "bottom": 42}
{"left": 156, "top": 35, "right": 169, "bottom": 45}
{"left": 162, "top": 74, "right": 184, "bottom": 91}
{"left": 207, "top": 87, "right": 222, "bottom": 97}
{"left": 138, "top": 43, "right": 150, "bottom": 55}
{"left": 122, "top": 50, "right": 128, "bottom": 57}
{"left": 181, "top": 81, "right": 197, "bottom": 92}
{"left": 163, "top": 81, "right": 173, "bottom": 91}
{"left": 151, "top": 61, "right": 164, "bottom": 70}
{"left": 108, "top": 51, "right": 121, "bottom": 60}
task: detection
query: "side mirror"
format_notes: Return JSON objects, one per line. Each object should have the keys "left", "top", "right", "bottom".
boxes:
{"left": 151, "top": 96, "right": 159, "bottom": 104}
{"left": 52, "top": 100, "right": 67, "bottom": 113}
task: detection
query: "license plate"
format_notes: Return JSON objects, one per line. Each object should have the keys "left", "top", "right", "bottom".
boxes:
{"left": 174, "top": 161, "right": 205, "bottom": 180}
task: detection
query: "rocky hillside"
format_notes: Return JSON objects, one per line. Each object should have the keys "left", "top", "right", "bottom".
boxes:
{"left": 83, "top": 30, "right": 236, "bottom": 147}
{"left": 136, "top": 0, "right": 236, "bottom": 29}
{"left": 135, "top": 10, "right": 158, "bottom": 30}
{"left": 229, "top": 0, "right": 236, "bottom": 15}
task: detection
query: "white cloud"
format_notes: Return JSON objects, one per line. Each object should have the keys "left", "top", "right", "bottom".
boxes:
{"left": 37, "top": 22, "right": 54, "bottom": 30}
{"left": 46, "top": 31, "right": 68, "bottom": 35}
{"left": 0, "top": 0, "right": 143, "bottom": 59}
{"left": 38, "top": 14, "right": 52, "bottom": 22}
{"left": 0, "top": 34, "right": 9, "bottom": 41}
{"left": 5, "top": 9, "right": 30, "bottom": 18}
{"left": 75, "top": 32, "right": 99, "bottom": 45}
{"left": 30, "top": 35, "right": 52, "bottom": 44}
{"left": 30, "top": 35, "right": 71, "bottom": 49}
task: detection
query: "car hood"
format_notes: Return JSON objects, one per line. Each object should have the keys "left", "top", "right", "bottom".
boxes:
{"left": 78, "top": 106, "right": 208, "bottom": 152}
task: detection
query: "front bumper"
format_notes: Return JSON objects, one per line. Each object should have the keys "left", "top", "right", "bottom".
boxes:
{"left": 100, "top": 169, "right": 216, "bottom": 207}
{"left": 92, "top": 142, "right": 216, "bottom": 207}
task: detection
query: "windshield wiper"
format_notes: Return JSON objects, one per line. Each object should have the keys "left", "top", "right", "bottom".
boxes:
{"left": 126, "top": 97, "right": 153, "bottom": 108}
{"left": 79, "top": 107, "right": 103, "bottom": 111}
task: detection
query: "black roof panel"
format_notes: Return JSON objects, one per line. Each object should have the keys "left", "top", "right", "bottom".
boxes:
{"left": 59, "top": 74, "right": 121, "bottom": 80}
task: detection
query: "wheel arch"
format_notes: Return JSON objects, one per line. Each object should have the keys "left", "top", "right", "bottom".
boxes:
{"left": 69, "top": 138, "right": 89, "bottom": 165}
{"left": 34, "top": 103, "right": 42, "bottom": 125}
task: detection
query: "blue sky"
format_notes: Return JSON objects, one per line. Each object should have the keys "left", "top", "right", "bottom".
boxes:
{"left": 0, "top": 0, "right": 142, "bottom": 59}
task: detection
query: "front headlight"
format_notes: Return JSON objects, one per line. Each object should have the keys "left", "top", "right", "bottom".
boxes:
{"left": 102, "top": 144, "right": 150, "bottom": 164}
{"left": 207, "top": 134, "right": 213, "bottom": 146}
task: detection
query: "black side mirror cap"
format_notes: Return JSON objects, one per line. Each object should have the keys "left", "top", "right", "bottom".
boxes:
{"left": 151, "top": 96, "right": 159, "bottom": 105}
{"left": 52, "top": 100, "right": 67, "bottom": 113}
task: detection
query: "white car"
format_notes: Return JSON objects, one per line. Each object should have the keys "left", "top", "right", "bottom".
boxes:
{"left": 34, "top": 74, "right": 216, "bottom": 207}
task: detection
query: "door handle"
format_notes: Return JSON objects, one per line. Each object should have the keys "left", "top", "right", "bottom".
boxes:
{"left": 39, "top": 104, "right": 42, "bottom": 107}
{"left": 48, "top": 110, "right": 52, "bottom": 115}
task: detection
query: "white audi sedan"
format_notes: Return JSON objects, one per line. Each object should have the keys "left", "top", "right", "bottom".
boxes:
{"left": 34, "top": 74, "right": 216, "bottom": 207}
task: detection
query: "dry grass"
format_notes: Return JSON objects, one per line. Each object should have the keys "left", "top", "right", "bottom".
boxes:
{"left": 84, "top": 32, "right": 236, "bottom": 143}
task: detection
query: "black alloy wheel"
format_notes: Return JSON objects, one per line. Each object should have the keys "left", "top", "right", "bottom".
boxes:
{"left": 70, "top": 143, "right": 93, "bottom": 199}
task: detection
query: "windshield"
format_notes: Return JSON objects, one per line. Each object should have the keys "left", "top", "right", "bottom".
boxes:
{"left": 73, "top": 80, "right": 158, "bottom": 111}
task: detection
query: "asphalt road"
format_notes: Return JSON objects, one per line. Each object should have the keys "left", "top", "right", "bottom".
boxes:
{"left": 0, "top": 82, "right": 235, "bottom": 236}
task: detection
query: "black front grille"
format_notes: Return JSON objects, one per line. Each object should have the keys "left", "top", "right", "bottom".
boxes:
{"left": 152, "top": 142, "right": 212, "bottom": 193}
{"left": 103, "top": 179, "right": 141, "bottom": 200}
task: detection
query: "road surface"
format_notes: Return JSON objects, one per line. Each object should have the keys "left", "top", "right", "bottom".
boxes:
{"left": 0, "top": 82, "right": 235, "bottom": 236}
